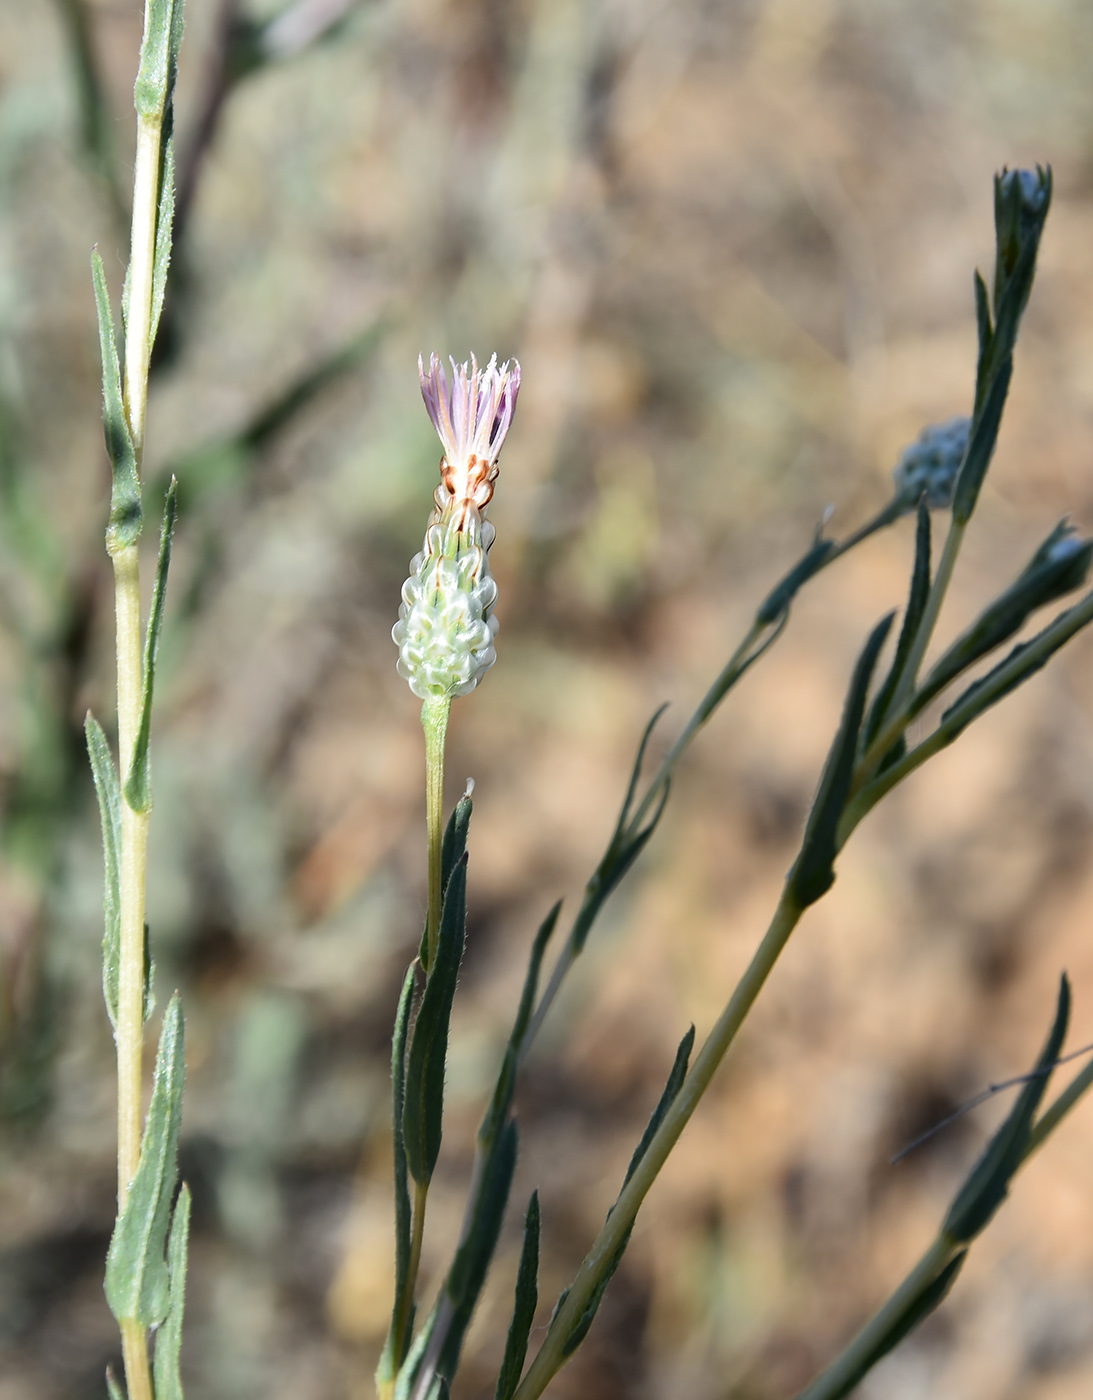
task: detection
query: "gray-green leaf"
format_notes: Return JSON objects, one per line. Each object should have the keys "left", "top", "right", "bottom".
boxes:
{"left": 105, "top": 996, "right": 186, "bottom": 1326}
{"left": 152, "top": 1183, "right": 191, "bottom": 1400}
{"left": 85, "top": 714, "right": 122, "bottom": 1030}
{"left": 135, "top": 0, "right": 185, "bottom": 119}
{"left": 125, "top": 479, "right": 178, "bottom": 814}
{"left": 91, "top": 251, "right": 142, "bottom": 554}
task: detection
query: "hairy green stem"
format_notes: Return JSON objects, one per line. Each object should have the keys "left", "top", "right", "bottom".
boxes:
{"left": 513, "top": 888, "right": 804, "bottom": 1400}
{"left": 422, "top": 696, "right": 451, "bottom": 974}
{"left": 112, "top": 36, "right": 170, "bottom": 1400}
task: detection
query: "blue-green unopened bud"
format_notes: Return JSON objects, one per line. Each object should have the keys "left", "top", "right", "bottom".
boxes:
{"left": 892, "top": 416, "right": 970, "bottom": 511}
{"left": 393, "top": 521, "right": 499, "bottom": 700}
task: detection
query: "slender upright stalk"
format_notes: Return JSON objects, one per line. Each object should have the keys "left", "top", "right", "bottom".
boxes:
{"left": 110, "top": 29, "right": 172, "bottom": 1400}
{"left": 793, "top": 1233, "right": 961, "bottom": 1400}
{"left": 422, "top": 695, "right": 450, "bottom": 972}
{"left": 513, "top": 888, "right": 804, "bottom": 1400}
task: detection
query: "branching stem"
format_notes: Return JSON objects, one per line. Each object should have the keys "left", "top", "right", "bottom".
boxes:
{"left": 513, "top": 888, "right": 804, "bottom": 1400}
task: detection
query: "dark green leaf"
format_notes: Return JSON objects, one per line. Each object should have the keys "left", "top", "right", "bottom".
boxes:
{"left": 511, "top": 901, "right": 561, "bottom": 1054}
{"left": 571, "top": 779, "right": 669, "bottom": 958}
{"left": 435, "top": 1119, "right": 518, "bottom": 1380}
{"left": 494, "top": 1193, "right": 540, "bottom": 1400}
{"left": 945, "top": 975, "right": 1069, "bottom": 1242}
{"left": 951, "top": 354, "right": 1012, "bottom": 526}
{"left": 973, "top": 270, "right": 992, "bottom": 375}
{"left": 614, "top": 704, "right": 668, "bottom": 842}
{"left": 624, "top": 1027, "right": 694, "bottom": 1187}
{"left": 152, "top": 1183, "right": 191, "bottom": 1400}
{"left": 85, "top": 714, "right": 122, "bottom": 1030}
{"left": 378, "top": 964, "right": 417, "bottom": 1387}
{"left": 125, "top": 480, "right": 177, "bottom": 813}
{"left": 105, "top": 996, "right": 186, "bottom": 1326}
{"left": 864, "top": 500, "right": 931, "bottom": 748}
{"left": 787, "top": 614, "right": 894, "bottom": 909}
{"left": 917, "top": 520, "right": 1092, "bottom": 710}
{"left": 441, "top": 790, "right": 472, "bottom": 898}
{"left": 939, "top": 590, "right": 1093, "bottom": 740}
{"left": 91, "top": 251, "right": 142, "bottom": 553}
{"left": 404, "top": 858, "right": 467, "bottom": 1185}
{"left": 757, "top": 535, "right": 837, "bottom": 626}
{"left": 558, "top": 1028, "right": 695, "bottom": 1361}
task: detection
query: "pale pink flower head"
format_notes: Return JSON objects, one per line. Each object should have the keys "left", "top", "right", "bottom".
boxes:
{"left": 419, "top": 353, "right": 521, "bottom": 525}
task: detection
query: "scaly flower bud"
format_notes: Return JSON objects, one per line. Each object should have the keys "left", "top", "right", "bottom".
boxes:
{"left": 892, "top": 416, "right": 971, "bottom": 511}
{"left": 393, "top": 354, "right": 521, "bottom": 700}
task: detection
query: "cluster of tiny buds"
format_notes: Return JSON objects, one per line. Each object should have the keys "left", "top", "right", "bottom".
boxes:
{"left": 393, "top": 354, "right": 521, "bottom": 700}
{"left": 892, "top": 415, "right": 971, "bottom": 512}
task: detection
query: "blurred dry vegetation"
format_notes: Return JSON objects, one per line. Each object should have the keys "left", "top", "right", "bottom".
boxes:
{"left": 1, "top": 1, "right": 1093, "bottom": 1397}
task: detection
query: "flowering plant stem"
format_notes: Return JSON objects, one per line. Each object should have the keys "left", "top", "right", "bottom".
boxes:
{"left": 422, "top": 695, "right": 451, "bottom": 974}
{"left": 111, "top": 58, "right": 169, "bottom": 1400}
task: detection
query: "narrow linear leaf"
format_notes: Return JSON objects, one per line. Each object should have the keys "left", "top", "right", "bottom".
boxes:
{"left": 864, "top": 500, "right": 931, "bottom": 749}
{"left": 571, "top": 779, "right": 670, "bottom": 958}
{"left": 916, "top": 520, "right": 1092, "bottom": 711}
{"left": 787, "top": 613, "right": 894, "bottom": 909}
{"left": 624, "top": 1026, "right": 694, "bottom": 1187}
{"left": 434, "top": 1119, "right": 518, "bottom": 1380}
{"left": 152, "top": 1183, "right": 191, "bottom": 1400}
{"left": 511, "top": 902, "right": 561, "bottom": 1054}
{"left": 378, "top": 964, "right": 418, "bottom": 1388}
{"left": 85, "top": 714, "right": 122, "bottom": 1030}
{"left": 951, "top": 355, "right": 1012, "bottom": 526}
{"left": 495, "top": 1192, "right": 541, "bottom": 1400}
{"left": 105, "top": 996, "right": 185, "bottom": 1326}
{"left": 973, "top": 269, "right": 992, "bottom": 376}
{"left": 945, "top": 975, "right": 1070, "bottom": 1242}
{"left": 125, "top": 479, "right": 178, "bottom": 813}
{"left": 91, "top": 251, "right": 142, "bottom": 553}
{"left": 149, "top": 134, "right": 175, "bottom": 352}
{"left": 756, "top": 535, "right": 837, "bottom": 626}
{"left": 440, "top": 790, "right": 473, "bottom": 898}
{"left": 938, "top": 589, "right": 1093, "bottom": 740}
{"left": 106, "top": 1368, "right": 126, "bottom": 1400}
{"left": 404, "top": 857, "right": 467, "bottom": 1185}
{"left": 135, "top": 0, "right": 184, "bottom": 118}
{"left": 613, "top": 704, "right": 669, "bottom": 842}
{"left": 558, "top": 1028, "right": 695, "bottom": 1361}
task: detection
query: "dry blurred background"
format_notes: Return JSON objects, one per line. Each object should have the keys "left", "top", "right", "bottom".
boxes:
{"left": 1, "top": 1, "right": 1093, "bottom": 1397}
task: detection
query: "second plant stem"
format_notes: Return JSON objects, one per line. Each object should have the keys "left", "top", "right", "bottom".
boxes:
{"left": 513, "top": 887, "right": 805, "bottom": 1400}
